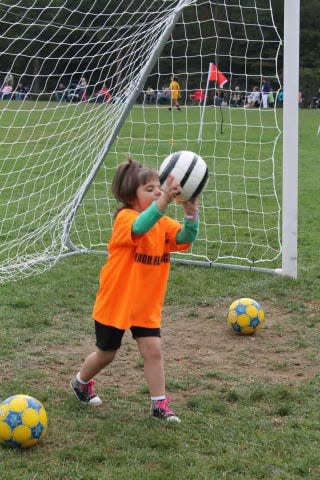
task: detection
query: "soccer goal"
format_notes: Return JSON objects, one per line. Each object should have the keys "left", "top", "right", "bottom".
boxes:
{"left": 0, "top": 0, "right": 299, "bottom": 284}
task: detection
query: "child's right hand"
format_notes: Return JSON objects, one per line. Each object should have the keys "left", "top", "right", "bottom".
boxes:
{"left": 157, "top": 175, "right": 181, "bottom": 211}
{"left": 162, "top": 175, "right": 182, "bottom": 199}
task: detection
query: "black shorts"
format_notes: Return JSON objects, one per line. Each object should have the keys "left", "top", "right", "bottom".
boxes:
{"left": 94, "top": 321, "right": 161, "bottom": 351}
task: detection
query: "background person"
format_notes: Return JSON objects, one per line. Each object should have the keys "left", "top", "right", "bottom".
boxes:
{"left": 54, "top": 82, "right": 67, "bottom": 102}
{"left": 156, "top": 86, "right": 170, "bottom": 105}
{"left": 144, "top": 86, "right": 156, "bottom": 104}
{"left": 245, "top": 86, "right": 261, "bottom": 108}
{"left": 230, "top": 86, "right": 244, "bottom": 107}
{"left": 4, "top": 72, "right": 14, "bottom": 87}
{"left": 277, "top": 88, "right": 284, "bottom": 107}
{"left": 189, "top": 88, "right": 206, "bottom": 105}
{"left": 15, "top": 81, "right": 29, "bottom": 100}
{"left": 74, "top": 77, "right": 87, "bottom": 101}
{"left": 261, "top": 77, "right": 271, "bottom": 108}
{"left": 213, "top": 88, "right": 224, "bottom": 106}
{"left": 168, "top": 75, "right": 181, "bottom": 111}
{"left": 0, "top": 83, "right": 13, "bottom": 100}
{"left": 95, "top": 84, "right": 112, "bottom": 103}
{"left": 268, "top": 89, "right": 275, "bottom": 108}
{"left": 298, "top": 90, "right": 304, "bottom": 107}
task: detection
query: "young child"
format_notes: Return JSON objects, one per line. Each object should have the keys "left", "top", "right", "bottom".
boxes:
{"left": 70, "top": 159, "right": 199, "bottom": 422}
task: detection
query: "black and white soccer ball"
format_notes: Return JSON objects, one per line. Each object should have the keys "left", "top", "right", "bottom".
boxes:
{"left": 159, "top": 150, "right": 208, "bottom": 202}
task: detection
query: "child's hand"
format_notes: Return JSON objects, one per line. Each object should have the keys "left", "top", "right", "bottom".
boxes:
{"left": 157, "top": 175, "right": 181, "bottom": 211}
{"left": 182, "top": 197, "right": 199, "bottom": 221}
{"left": 161, "top": 175, "right": 182, "bottom": 201}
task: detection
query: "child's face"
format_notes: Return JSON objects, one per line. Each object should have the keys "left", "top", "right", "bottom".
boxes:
{"left": 132, "top": 177, "right": 162, "bottom": 212}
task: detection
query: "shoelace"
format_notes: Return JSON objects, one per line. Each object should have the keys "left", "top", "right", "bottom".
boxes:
{"left": 155, "top": 398, "right": 175, "bottom": 416}
{"left": 86, "top": 379, "right": 96, "bottom": 398}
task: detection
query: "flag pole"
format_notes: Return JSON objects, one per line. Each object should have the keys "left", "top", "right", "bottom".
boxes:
{"left": 197, "top": 63, "right": 212, "bottom": 144}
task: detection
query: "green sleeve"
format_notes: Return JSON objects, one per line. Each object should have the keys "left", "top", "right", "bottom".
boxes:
{"left": 132, "top": 201, "right": 164, "bottom": 235}
{"left": 176, "top": 218, "right": 199, "bottom": 244}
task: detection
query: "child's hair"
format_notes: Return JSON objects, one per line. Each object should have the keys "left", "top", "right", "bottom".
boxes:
{"left": 112, "top": 158, "right": 158, "bottom": 213}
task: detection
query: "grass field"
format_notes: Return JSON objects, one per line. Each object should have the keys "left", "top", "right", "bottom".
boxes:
{"left": 0, "top": 106, "right": 320, "bottom": 479}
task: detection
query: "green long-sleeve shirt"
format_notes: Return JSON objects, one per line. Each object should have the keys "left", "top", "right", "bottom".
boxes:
{"left": 132, "top": 201, "right": 198, "bottom": 243}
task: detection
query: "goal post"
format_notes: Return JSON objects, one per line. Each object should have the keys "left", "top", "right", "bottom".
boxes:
{"left": 0, "top": 0, "right": 299, "bottom": 284}
{"left": 279, "top": 0, "right": 299, "bottom": 278}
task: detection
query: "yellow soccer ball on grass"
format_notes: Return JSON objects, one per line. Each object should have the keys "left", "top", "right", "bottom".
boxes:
{"left": 227, "top": 297, "right": 265, "bottom": 335}
{"left": 0, "top": 394, "right": 48, "bottom": 448}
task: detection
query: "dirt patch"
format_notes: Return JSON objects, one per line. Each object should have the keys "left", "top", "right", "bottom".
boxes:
{"left": 162, "top": 301, "right": 319, "bottom": 395}
{"left": 26, "top": 300, "right": 320, "bottom": 400}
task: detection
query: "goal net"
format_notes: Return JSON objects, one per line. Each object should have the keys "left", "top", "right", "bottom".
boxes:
{"left": 0, "top": 0, "right": 285, "bottom": 284}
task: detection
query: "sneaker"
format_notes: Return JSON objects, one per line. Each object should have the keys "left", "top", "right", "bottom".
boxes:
{"left": 150, "top": 398, "right": 181, "bottom": 423}
{"left": 70, "top": 376, "right": 102, "bottom": 406}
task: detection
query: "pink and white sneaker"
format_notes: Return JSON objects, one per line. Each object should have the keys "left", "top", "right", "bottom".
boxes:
{"left": 70, "top": 376, "right": 102, "bottom": 406}
{"left": 150, "top": 398, "right": 181, "bottom": 423}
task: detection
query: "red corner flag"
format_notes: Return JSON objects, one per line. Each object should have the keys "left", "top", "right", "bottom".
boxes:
{"left": 208, "top": 63, "right": 228, "bottom": 88}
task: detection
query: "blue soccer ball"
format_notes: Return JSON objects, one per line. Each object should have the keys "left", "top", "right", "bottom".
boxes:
{"left": 0, "top": 394, "right": 48, "bottom": 448}
{"left": 227, "top": 298, "right": 265, "bottom": 335}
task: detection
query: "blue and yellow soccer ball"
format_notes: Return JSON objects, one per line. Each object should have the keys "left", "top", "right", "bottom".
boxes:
{"left": 227, "top": 298, "right": 265, "bottom": 335}
{"left": 0, "top": 394, "right": 48, "bottom": 448}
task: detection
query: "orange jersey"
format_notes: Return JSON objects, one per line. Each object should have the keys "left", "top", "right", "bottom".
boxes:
{"left": 92, "top": 208, "right": 191, "bottom": 330}
{"left": 169, "top": 80, "right": 180, "bottom": 100}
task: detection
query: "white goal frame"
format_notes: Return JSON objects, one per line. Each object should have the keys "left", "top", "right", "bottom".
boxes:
{"left": 0, "top": 0, "right": 299, "bottom": 283}
{"left": 279, "top": 0, "right": 299, "bottom": 278}
{"left": 64, "top": 0, "right": 300, "bottom": 278}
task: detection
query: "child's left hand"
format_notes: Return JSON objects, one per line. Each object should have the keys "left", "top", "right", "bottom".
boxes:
{"left": 182, "top": 197, "right": 199, "bottom": 219}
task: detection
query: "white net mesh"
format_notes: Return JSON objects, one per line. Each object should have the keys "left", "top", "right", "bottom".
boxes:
{"left": 0, "top": 0, "right": 282, "bottom": 283}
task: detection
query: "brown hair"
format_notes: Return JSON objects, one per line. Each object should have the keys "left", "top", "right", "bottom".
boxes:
{"left": 112, "top": 158, "right": 158, "bottom": 215}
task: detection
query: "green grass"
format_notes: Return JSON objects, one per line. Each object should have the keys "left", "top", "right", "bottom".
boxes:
{"left": 0, "top": 106, "right": 320, "bottom": 479}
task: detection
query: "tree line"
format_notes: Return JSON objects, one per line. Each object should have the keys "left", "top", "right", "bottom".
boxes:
{"left": 0, "top": 0, "right": 318, "bottom": 104}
